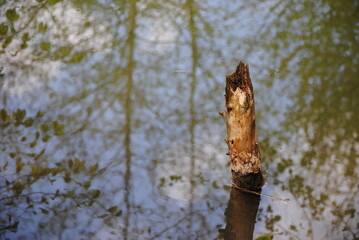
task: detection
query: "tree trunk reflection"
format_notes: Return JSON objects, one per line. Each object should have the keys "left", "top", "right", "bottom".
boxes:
{"left": 186, "top": 0, "right": 198, "bottom": 230}
{"left": 223, "top": 187, "right": 261, "bottom": 240}
{"left": 123, "top": 1, "right": 137, "bottom": 239}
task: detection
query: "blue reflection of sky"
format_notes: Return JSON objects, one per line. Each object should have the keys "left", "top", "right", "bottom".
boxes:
{"left": 1, "top": 0, "right": 349, "bottom": 239}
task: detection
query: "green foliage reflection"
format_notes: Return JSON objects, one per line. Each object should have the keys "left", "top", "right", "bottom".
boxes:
{"left": 0, "top": 109, "right": 120, "bottom": 235}
{"left": 256, "top": 0, "right": 359, "bottom": 238}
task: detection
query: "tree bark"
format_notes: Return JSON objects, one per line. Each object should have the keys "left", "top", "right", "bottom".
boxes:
{"left": 220, "top": 61, "right": 263, "bottom": 189}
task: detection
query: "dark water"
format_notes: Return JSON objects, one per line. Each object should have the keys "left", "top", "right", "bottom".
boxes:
{"left": 0, "top": 1, "right": 358, "bottom": 239}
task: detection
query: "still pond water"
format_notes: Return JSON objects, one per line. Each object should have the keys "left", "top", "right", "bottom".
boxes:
{"left": 0, "top": 1, "right": 358, "bottom": 239}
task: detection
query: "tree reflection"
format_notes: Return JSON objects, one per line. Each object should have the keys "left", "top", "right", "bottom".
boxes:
{"left": 1, "top": 0, "right": 358, "bottom": 239}
{"left": 122, "top": 0, "right": 137, "bottom": 239}
{"left": 250, "top": 0, "right": 359, "bottom": 239}
{"left": 222, "top": 187, "right": 261, "bottom": 240}
{"left": 186, "top": 0, "right": 198, "bottom": 231}
{"left": 0, "top": 109, "right": 120, "bottom": 238}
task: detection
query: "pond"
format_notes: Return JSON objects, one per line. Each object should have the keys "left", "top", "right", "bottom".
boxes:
{"left": 0, "top": 1, "right": 358, "bottom": 239}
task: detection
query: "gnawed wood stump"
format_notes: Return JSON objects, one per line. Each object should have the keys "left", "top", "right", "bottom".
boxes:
{"left": 220, "top": 61, "right": 264, "bottom": 190}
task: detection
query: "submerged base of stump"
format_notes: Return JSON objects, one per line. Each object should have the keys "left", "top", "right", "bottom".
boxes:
{"left": 232, "top": 171, "right": 264, "bottom": 192}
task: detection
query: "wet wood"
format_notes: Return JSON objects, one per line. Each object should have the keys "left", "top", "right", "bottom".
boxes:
{"left": 221, "top": 62, "right": 263, "bottom": 189}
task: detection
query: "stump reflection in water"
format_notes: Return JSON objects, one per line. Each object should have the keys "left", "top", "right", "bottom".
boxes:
{"left": 222, "top": 187, "right": 261, "bottom": 240}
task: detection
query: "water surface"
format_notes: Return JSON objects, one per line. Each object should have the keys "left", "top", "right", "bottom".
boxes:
{"left": 0, "top": 1, "right": 358, "bottom": 239}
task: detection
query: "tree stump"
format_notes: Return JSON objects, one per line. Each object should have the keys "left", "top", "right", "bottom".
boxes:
{"left": 220, "top": 62, "right": 263, "bottom": 189}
